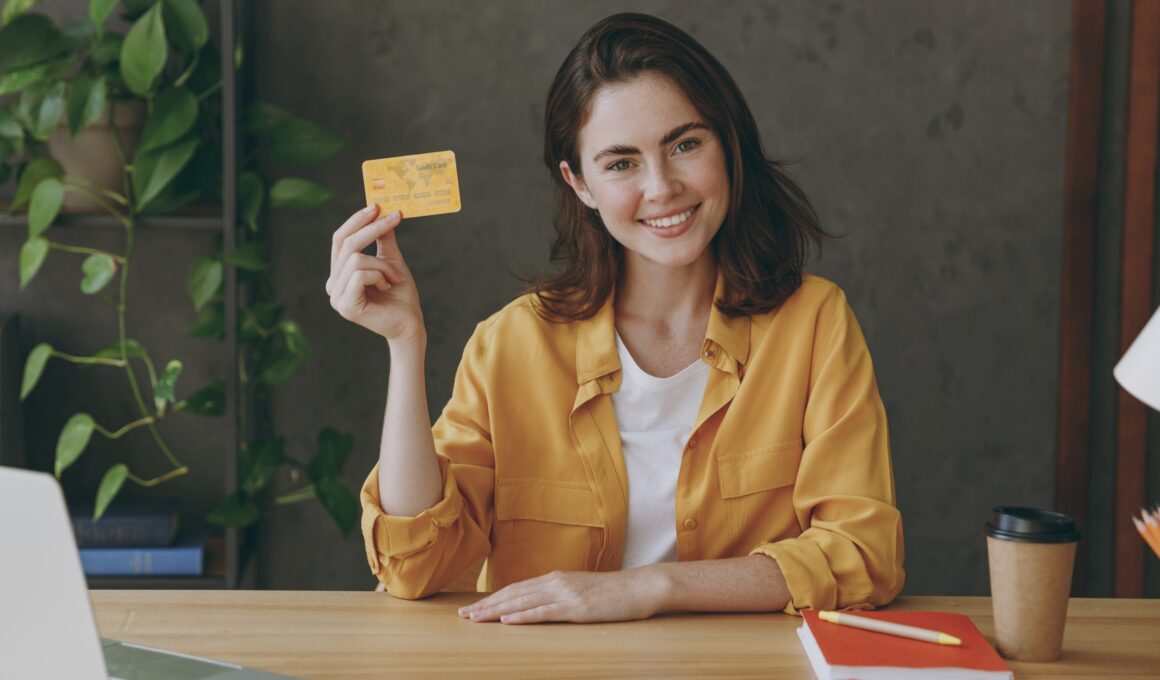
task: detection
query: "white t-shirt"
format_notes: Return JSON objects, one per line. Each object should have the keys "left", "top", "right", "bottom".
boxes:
{"left": 612, "top": 332, "right": 710, "bottom": 571}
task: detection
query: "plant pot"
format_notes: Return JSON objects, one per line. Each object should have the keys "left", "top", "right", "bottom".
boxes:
{"left": 47, "top": 100, "right": 145, "bottom": 212}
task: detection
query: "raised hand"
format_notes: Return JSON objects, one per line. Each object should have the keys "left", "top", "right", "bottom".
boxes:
{"left": 327, "top": 205, "right": 425, "bottom": 345}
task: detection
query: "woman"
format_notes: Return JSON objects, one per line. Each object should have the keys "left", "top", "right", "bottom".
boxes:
{"left": 328, "top": 13, "right": 904, "bottom": 624}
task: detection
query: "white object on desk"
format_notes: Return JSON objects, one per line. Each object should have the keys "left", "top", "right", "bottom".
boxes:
{"left": 1115, "top": 307, "right": 1160, "bottom": 411}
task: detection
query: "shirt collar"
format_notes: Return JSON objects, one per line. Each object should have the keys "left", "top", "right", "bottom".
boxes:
{"left": 575, "top": 270, "right": 750, "bottom": 384}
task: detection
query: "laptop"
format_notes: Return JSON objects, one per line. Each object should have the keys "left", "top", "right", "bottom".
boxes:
{"left": 0, "top": 466, "right": 294, "bottom": 679}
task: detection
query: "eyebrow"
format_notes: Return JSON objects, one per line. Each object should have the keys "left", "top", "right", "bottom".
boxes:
{"left": 590, "top": 121, "right": 711, "bottom": 164}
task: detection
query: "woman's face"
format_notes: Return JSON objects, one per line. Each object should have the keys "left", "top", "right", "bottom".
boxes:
{"left": 561, "top": 73, "right": 730, "bottom": 271}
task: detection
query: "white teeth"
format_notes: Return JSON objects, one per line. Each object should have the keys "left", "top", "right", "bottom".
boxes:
{"left": 643, "top": 206, "right": 695, "bottom": 228}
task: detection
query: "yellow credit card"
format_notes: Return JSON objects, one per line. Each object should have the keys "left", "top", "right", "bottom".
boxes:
{"left": 362, "top": 150, "right": 462, "bottom": 219}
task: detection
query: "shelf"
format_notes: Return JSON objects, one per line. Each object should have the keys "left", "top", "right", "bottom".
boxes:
{"left": 0, "top": 208, "right": 223, "bottom": 231}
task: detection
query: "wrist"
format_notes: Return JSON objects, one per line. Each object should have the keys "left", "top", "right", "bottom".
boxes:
{"left": 639, "top": 563, "right": 680, "bottom": 615}
{"left": 387, "top": 331, "right": 427, "bottom": 357}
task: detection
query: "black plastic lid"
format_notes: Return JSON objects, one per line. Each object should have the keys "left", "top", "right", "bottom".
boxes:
{"left": 985, "top": 506, "right": 1081, "bottom": 543}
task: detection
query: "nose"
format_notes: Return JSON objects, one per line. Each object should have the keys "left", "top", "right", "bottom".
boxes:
{"left": 642, "top": 162, "right": 682, "bottom": 203}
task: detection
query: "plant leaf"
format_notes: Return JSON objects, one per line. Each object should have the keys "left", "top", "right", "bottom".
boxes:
{"left": 268, "top": 177, "right": 333, "bottom": 210}
{"left": 119, "top": 2, "right": 167, "bottom": 96}
{"left": 19, "top": 342, "right": 52, "bottom": 400}
{"left": 28, "top": 177, "right": 64, "bottom": 237}
{"left": 307, "top": 427, "right": 353, "bottom": 483}
{"left": 223, "top": 241, "right": 266, "bottom": 271}
{"left": 55, "top": 412, "right": 95, "bottom": 477}
{"left": 93, "top": 463, "right": 129, "bottom": 520}
{"left": 240, "top": 438, "right": 286, "bottom": 495}
{"left": 80, "top": 252, "right": 116, "bottom": 294}
{"left": 241, "top": 101, "right": 287, "bottom": 136}
{"left": 89, "top": 0, "right": 117, "bottom": 29}
{"left": 315, "top": 476, "right": 358, "bottom": 536}
{"left": 153, "top": 358, "right": 182, "bottom": 413}
{"left": 132, "top": 135, "right": 198, "bottom": 210}
{"left": 19, "top": 236, "right": 49, "bottom": 289}
{"left": 12, "top": 156, "right": 63, "bottom": 209}
{"left": 138, "top": 86, "right": 197, "bottom": 152}
{"left": 92, "top": 31, "right": 122, "bottom": 66}
{"left": 94, "top": 338, "right": 147, "bottom": 360}
{"left": 0, "top": 109, "right": 21, "bottom": 138}
{"left": 207, "top": 491, "right": 259, "bottom": 527}
{"left": 257, "top": 350, "right": 297, "bottom": 385}
{"left": 1, "top": 0, "right": 39, "bottom": 25}
{"left": 174, "top": 380, "right": 224, "bottom": 416}
{"left": 31, "top": 81, "right": 65, "bottom": 141}
{"left": 0, "top": 62, "right": 48, "bottom": 95}
{"left": 186, "top": 257, "right": 222, "bottom": 311}
{"left": 161, "top": 0, "right": 206, "bottom": 52}
{"left": 0, "top": 13, "right": 67, "bottom": 71}
{"left": 66, "top": 75, "right": 106, "bottom": 137}
{"left": 187, "top": 300, "right": 224, "bottom": 339}
{"left": 266, "top": 116, "right": 345, "bottom": 165}
{"left": 238, "top": 171, "right": 263, "bottom": 230}
{"left": 278, "top": 320, "right": 309, "bottom": 358}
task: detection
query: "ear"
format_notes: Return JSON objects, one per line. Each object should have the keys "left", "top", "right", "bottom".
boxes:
{"left": 559, "top": 161, "right": 598, "bottom": 209}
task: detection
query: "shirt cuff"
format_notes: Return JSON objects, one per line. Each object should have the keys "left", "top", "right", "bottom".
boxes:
{"left": 360, "top": 457, "right": 464, "bottom": 572}
{"left": 751, "top": 538, "right": 840, "bottom": 616}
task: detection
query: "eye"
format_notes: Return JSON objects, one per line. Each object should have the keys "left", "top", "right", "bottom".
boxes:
{"left": 607, "top": 159, "right": 633, "bottom": 172}
{"left": 675, "top": 138, "right": 701, "bottom": 154}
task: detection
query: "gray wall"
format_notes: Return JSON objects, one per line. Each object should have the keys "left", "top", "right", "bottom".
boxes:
{"left": 250, "top": 0, "right": 1072, "bottom": 594}
{"left": 7, "top": 1, "right": 1151, "bottom": 597}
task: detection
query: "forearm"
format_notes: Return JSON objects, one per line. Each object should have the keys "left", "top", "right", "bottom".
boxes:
{"left": 644, "top": 555, "right": 791, "bottom": 615}
{"left": 378, "top": 335, "right": 443, "bottom": 516}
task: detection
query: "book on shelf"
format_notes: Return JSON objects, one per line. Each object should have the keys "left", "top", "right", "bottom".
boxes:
{"left": 69, "top": 498, "right": 179, "bottom": 548}
{"left": 78, "top": 533, "right": 205, "bottom": 577}
{"left": 797, "top": 609, "right": 1012, "bottom": 680}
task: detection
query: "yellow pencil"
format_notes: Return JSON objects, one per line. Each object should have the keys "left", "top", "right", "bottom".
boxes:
{"left": 818, "top": 611, "right": 962, "bottom": 646}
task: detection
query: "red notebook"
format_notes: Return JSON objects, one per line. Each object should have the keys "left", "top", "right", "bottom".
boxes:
{"left": 797, "top": 610, "right": 1013, "bottom": 679}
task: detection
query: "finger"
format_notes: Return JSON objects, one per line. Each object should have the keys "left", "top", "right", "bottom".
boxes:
{"left": 465, "top": 592, "right": 551, "bottom": 623}
{"left": 334, "top": 270, "right": 388, "bottom": 319}
{"left": 459, "top": 575, "right": 543, "bottom": 615}
{"left": 328, "top": 253, "right": 396, "bottom": 298}
{"left": 331, "top": 204, "right": 380, "bottom": 273}
{"left": 337, "top": 211, "right": 402, "bottom": 270}
{"left": 375, "top": 210, "right": 404, "bottom": 260}
{"left": 500, "top": 603, "right": 565, "bottom": 625}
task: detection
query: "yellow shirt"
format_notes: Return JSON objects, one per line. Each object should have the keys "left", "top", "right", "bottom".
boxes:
{"left": 360, "top": 273, "right": 905, "bottom": 613}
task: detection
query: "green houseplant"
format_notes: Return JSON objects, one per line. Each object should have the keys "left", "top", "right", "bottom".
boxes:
{"left": 1, "top": 0, "right": 360, "bottom": 537}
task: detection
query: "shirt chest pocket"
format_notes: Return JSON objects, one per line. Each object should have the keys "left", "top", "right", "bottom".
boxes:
{"left": 716, "top": 440, "right": 803, "bottom": 499}
{"left": 493, "top": 479, "right": 604, "bottom": 576}
{"left": 495, "top": 479, "right": 603, "bottom": 526}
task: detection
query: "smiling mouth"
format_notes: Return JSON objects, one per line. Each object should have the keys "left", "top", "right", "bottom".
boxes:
{"left": 639, "top": 204, "right": 700, "bottom": 229}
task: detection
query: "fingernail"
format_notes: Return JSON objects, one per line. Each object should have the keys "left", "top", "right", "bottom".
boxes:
{"left": 389, "top": 210, "right": 400, "bottom": 221}
{"left": 364, "top": 204, "right": 377, "bottom": 213}
{"left": 457, "top": 607, "right": 467, "bottom": 615}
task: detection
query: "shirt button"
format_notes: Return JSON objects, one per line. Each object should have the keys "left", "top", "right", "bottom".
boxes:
{"left": 703, "top": 349, "right": 715, "bottom": 360}
{"left": 683, "top": 518, "right": 697, "bottom": 530}
{"left": 687, "top": 436, "right": 698, "bottom": 449}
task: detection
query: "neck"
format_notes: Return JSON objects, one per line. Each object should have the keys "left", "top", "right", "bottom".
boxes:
{"left": 615, "top": 251, "right": 717, "bottom": 333}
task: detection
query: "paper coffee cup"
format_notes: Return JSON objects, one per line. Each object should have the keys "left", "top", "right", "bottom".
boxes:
{"left": 985, "top": 507, "right": 1080, "bottom": 662}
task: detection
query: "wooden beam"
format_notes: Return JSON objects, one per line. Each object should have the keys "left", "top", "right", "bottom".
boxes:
{"left": 1057, "top": 0, "right": 1107, "bottom": 596}
{"left": 1114, "top": 0, "right": 1160, "bottom": 599}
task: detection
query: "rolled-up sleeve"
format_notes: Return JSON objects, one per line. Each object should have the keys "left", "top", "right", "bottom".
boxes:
{"left": 360, "top": 322, "right": 497, "bottom": 599}
{"left": 750, "top": 288, "right": 905, "bottom": 614}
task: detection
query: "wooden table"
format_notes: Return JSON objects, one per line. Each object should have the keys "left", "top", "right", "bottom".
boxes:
{"left": 91, "top": 591, "right": 1160, "bottom": 678}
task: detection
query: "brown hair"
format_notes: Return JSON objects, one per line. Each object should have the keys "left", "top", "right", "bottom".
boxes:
{"left": 528, "top": 12, "right": 832, "bottom": 320}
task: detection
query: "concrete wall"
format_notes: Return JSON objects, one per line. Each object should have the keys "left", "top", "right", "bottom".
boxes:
{"left": 10, "top": 0, "right": 1149, "bottom": 598}
{"left": 248, "top": 0, "right": 1074, "bottom": 594}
